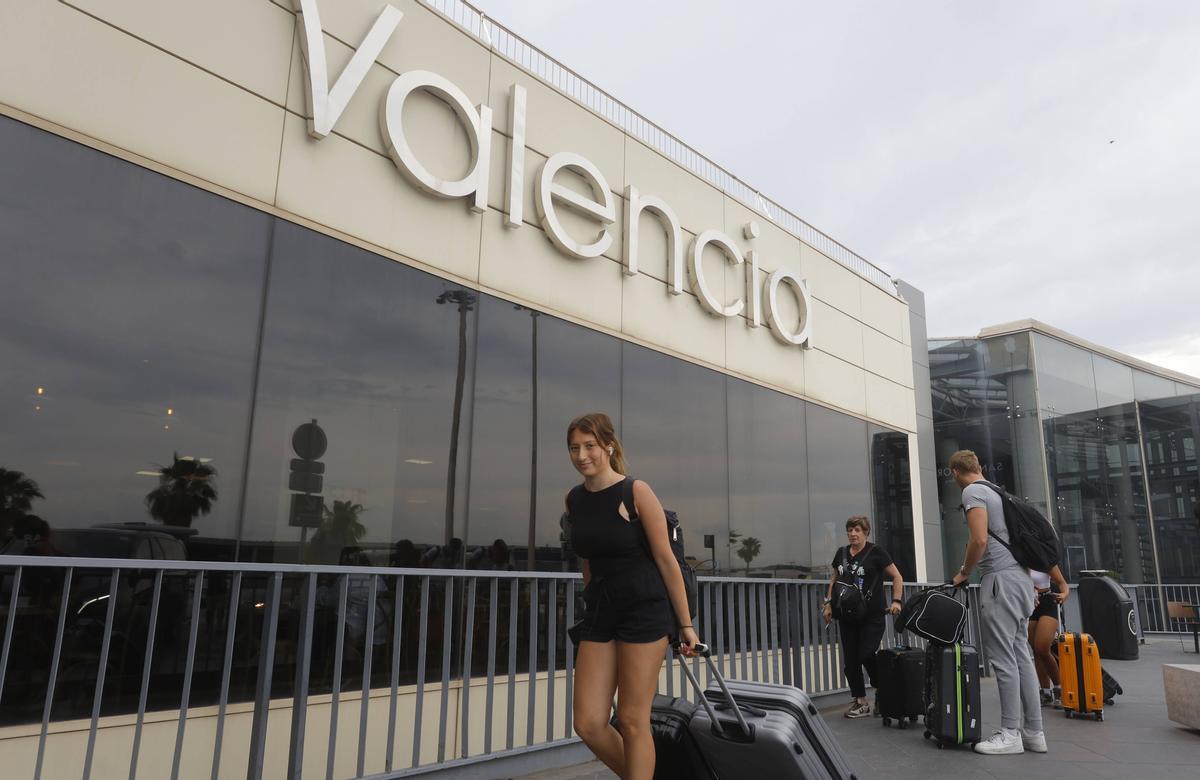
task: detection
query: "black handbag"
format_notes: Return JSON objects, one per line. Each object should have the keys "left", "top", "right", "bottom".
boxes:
{"left": 896, "top": 585, "right": 967, "bottom": 645}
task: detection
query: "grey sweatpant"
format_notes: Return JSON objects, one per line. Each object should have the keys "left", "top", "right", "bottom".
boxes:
{"left": 979, "top": 569, "right": 1043, "bottom": 731}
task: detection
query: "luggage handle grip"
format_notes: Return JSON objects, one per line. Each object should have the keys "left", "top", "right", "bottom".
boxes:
{"left": 672, "top": 642, "right": 753, "bottom": 740}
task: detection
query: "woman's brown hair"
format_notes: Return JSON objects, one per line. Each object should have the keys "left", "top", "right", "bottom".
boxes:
{"left": 567, "top": 412, "right": 628, "bottom": 474}
{"left": 846, "top": 516, "right": 872, "bottom": 536}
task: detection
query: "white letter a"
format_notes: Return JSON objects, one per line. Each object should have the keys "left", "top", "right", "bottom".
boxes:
{"left": 293, "top": 0, "right": 403, "bottom": 139}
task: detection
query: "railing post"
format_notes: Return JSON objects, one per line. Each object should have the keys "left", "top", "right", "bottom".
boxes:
{"left": 247, "top": 572, "right": 282, "bottom": 780}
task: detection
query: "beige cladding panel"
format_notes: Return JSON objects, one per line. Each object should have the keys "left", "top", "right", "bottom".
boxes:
{"left": 479, "top": 210, "right": 623, "bottom": 331}
{"left": 67, "top": 0, "right": 295, "bottom": 104}
{"left": 277, "top": 112, "right": 483, "bottom": 281}
{"left": 624, "top": 136, "right": 725, "bottom": 233}
{"left": 811, "top": 299, "right": 864, "bottom": 367}
{"left": 0, "top": 0, "right": 285, "bottom": 204}
{"left": 279, "top": 0, "right": 491, "bottom": 105}
{"left": 860, "top": 280, "right": 907, "bottom": 342}
{"left": 622, "top": 273, "right": 727, "bottom": 367}
{"left": 800, "top": 243, "right": 863, "bottom": 319}
{"left": 488, "top": 56, "right": 625, "bottom": 193}
{"left": 804, "top": 349, "right": 867, "bottom": 417}
{"left": 725, "top": 316, "right": 806, "bottom": 396}
{"left": 866, "top": 372, "right": 918, "bottom": 431}
{"left": 863, "top": 327, "right": 915, "bottom": 388}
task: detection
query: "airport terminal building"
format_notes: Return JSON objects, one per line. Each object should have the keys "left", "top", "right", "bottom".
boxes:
{"left": 0, "top": 1, "right": 930, "bottom": 582}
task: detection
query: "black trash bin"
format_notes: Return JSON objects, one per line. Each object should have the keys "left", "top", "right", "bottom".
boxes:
{"left": 1078, "top": 572, "right": 1139, "bottom": 660}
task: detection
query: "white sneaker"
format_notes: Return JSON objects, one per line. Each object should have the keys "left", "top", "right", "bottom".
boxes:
{"left": 1021, "top": 728, "right": 1047, "bottom": 753}
{"left": 974, "top": 728, "right": 1024, "bottom": 755}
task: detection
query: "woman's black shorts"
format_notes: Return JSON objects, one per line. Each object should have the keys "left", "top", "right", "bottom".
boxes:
{"left": 571, "top": 562, "right": 672, "bottom": 644}
{"left": 1030, "top": 591, "right": 1058, "bottom": 621}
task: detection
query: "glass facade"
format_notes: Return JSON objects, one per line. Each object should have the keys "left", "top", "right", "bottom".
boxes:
{"left": 930, "top": 329, "right": 1200, "bottom": 583}
{"left": 0, "top": 115, "right": 916, "bottom": 578}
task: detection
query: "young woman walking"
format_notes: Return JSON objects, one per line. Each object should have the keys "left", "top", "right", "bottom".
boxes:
{"left": 1028, "top": 565, "right": 1069, "bottom": 707}
{"left": 564, "top": 412, "right": 697, "bottom": 780}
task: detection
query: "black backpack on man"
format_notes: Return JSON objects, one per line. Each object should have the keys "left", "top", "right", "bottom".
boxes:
{"left": 975, "top": 479, "right": 1060, "bottom": 571}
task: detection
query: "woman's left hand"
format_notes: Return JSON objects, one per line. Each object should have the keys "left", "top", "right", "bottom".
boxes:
{"left": 1055, "top": 590, "right": 1069, "bottom": 604}
{"left": 676, "top": 626, "right": 700, "bottom": 657}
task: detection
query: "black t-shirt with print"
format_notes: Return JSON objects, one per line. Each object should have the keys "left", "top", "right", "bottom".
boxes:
{"left": 831, "top": 543, "right": 894, "bottom": 616}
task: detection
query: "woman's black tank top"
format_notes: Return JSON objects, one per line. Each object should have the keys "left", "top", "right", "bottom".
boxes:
{"left": 567, "top": 478, "right": 648, "bottom": 580}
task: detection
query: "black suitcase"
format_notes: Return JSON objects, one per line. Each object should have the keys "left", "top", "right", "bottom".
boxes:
{"left": 875, "top": 645, "right": 925, "bottom": 728}
{"left": 677, "top": 646, "right": 858, "bottom": 780}
{"left": 923, "top": 643, "right": 982, "bottom": 749}
{"left": 612, "top": 693, "right": 714, "bottom": 779}
{"left": 1102, "top": 668, "right": 1123, "bottom": 704}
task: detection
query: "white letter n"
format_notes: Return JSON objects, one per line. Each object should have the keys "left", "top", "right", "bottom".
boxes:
{"left": 293, "top": 0, "right": 403, "bottom": 139}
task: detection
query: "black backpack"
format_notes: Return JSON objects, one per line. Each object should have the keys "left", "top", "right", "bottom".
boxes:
{"left": 975, "top": 480, "right": 1060, "bottom": 571}
{"left": 621, "top": 478, "right": 698, "bottom": 620}
{"left": 829, "top": 545, "right": 871, "bottom": 621}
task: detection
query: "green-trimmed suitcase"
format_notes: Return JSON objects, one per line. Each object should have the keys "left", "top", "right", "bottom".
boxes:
{"left": 923, "top": 643, "right": 982, "bottom": 749}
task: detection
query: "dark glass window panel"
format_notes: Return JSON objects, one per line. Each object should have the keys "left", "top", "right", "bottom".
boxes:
{"left": 1034, "top": 333, "right": 1098, "bottom": 416}
{"left": 1043, "top": 402, "right": 1155, "bottom": 583}
{"left": 929, "top": 335, "right": 1047, "bottom": 577}
{"left": 726, "top": 377, "right": 809, "bottom": 577}
{"left": 805, "top": 402, "right": 869, "bottom": 577}
{"left": 620, "top": 344, "right": 729, "bottom": 573}
{"left": 0, "top": 116, "right": 266, "bottom": 561}
{"left": 870, "top": 424, "right": 916, "bottom": 580}
{"left": 1139, "top": 394, "right": 1200, "bottom": 583}
{"left": 531, "top": 315, "right": 621, "bottom": 572}
{"left": 465, "top": 298, "right": 535, "bottom": 569}
{"left": 241, "top": 220, "right": 476, "bottom": 566}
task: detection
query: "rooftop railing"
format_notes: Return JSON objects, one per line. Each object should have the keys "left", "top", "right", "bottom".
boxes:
{"left": 419, "top": 0, "right": 898, "bottom": 294}
{"left": 0, "top": 556, "right": 983, "bottom": 779}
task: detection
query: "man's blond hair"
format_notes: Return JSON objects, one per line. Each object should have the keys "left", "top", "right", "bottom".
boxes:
{"left": 948, "top": 450, "right": 982, "bottom": 475}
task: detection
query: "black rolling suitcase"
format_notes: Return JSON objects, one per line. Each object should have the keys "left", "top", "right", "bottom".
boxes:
{"left": 923, "top": 642, "right": 982, "bottom": 749}
{"left": 612, "top": 694, "right": 714, "bottom": 779}
{"left": 674, "top": 644, "right": 858, "bottom": 780}
{"left": 875, "top": 645, "right": 925, "bottom": 728}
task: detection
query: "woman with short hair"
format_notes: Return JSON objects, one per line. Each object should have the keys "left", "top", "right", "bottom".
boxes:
{"left": 823, "top": 516, "right": 904, "bottom": 718}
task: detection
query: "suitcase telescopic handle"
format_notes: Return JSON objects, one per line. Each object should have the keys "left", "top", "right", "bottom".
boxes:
{"left": 672, "top": 642, "right": 753, "bottom": 740}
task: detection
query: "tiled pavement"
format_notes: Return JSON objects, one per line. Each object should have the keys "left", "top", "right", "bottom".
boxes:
{"left": 515, "top": 638, "right": 1200, "bottom": 779}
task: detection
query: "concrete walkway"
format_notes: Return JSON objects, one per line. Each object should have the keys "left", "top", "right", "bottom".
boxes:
{"left": 515, "top": 637, "right": 1200, "bottom": 779}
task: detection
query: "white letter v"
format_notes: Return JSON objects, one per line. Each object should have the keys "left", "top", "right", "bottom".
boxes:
{"left": 293, "top": 0, "right": 403, "bottom": 139}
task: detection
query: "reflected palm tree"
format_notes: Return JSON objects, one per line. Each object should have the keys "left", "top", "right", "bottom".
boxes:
{"left": 736, "top": 536, "right": 762, "bottom": 575}
{"left": 0, "top": 467, "right": 44, "bottom": 513}
{"left": 144, "top": 454, "right": 217, "bottom": 527}
{"left": 308, "top": 500, "right": 367, "bottom": 564}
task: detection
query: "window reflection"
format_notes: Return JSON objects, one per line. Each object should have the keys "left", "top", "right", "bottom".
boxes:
{"left": 870, "top": 425, "right": 916, "bottom": 580}
{"left": 805, "top": 403, "right": 869, "bottom": 577}
{"left": 1138, "top": 393, "right": 1200, "bottom": 583}
{"left": 726, "top": 378, "right": 808, "bottom": 576}
{"left": 0, "top": 114, "right": 266, "bottom": 563}
{"left": 241, "top": 221, "right": 476, "bottom": 565}
{"left": 620, "top": 344, "right": 730, "bottom": 573}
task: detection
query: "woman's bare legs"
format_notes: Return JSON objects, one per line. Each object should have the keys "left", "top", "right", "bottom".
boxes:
{"left": 573, "top": 640, "right": 624, "bottom": 775}
{"left": 1029, "top": 615, "right": 1059, "bottom": 688}
{"left": 614, "top": 638, "right": 669, "bottom": 780}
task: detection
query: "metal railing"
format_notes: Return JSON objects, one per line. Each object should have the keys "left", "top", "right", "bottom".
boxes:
{"left": 418, "top": 0, "right": 897, "bottom": 293}
{"left": 0, "top": 557, "right": 982, "bottom": 779}
{"left": 1126, "top": 583, "right": 1200, "bottom": 634}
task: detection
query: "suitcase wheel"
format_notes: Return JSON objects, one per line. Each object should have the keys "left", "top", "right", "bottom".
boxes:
{"left": 883, "top": 717, "right": 891, "bottom": 727}
{"left": 923, "top": 731, "right": 931, "bottom": 740}
{"left": 898, "top": 719, "right": 907, "bottom": 730}
{"left": 1096, "top": 712, "right": 1104, "bottom": 722}
{"left": 1064, "top": 710, "right": 1073, "bottom": 720}
{"left": 909, "top": 715, "right": 919, "bottom": 723}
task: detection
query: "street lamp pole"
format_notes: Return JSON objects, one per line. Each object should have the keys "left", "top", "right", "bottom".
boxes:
{"left": 437, "top": 289, "right": 476, "bottom": 550}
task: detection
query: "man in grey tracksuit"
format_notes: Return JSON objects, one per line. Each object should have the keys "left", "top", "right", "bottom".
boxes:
{"left": 949, "top": 450, "right": 1047, "bottom": 755}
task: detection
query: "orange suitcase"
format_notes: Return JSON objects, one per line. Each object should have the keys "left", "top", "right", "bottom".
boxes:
{"left": 1057, "top": 630, "right": 1104, "bottom": 721}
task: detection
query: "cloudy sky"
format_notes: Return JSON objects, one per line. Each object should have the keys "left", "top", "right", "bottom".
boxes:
{"left": 473, "top": 0, "right": 1200, "bottom": 377}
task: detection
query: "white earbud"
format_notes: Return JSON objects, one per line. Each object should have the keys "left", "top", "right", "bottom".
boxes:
{"left": 607, "top": 447, "right": 614, "bottom": 455}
